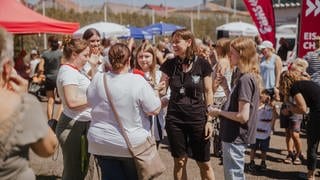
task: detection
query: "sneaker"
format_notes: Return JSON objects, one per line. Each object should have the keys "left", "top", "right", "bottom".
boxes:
{"left": 247, "top": 161, "right": 256, "bottom": 172}
{"left": 260, "top": 161, "right": 267, "bottom": 171}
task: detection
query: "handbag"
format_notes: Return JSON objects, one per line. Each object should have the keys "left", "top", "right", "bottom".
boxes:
{"left": 103, "top": 74, "right": 166, "bottom": 180}
{"left": 28, "top": 82, "right": 41, "bottom": 94}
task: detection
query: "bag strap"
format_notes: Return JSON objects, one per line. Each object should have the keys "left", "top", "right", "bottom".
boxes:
{"left": 103, "top": 74, "right": 133, "bottom": 149}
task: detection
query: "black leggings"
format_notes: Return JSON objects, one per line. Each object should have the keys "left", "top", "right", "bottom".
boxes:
{"left": 306, "top": 112, "right": 320, "bottom": 170}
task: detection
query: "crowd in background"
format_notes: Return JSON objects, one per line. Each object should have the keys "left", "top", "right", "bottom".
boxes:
{"left": 1, "top": 25, "right": 320, "bottom": 180}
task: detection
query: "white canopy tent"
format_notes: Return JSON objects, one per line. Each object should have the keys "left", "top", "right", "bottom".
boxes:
{"left": 216, "top": 21, "right": 259, "bottom": 37}
{"left": 276, "top": 24, "right": 297, "bottom": 35}
{"left": 73, "top": 22, "right": 130, "bottom": 39}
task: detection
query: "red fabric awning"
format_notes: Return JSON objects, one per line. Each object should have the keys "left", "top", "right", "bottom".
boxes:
{"left": 0, "top": 0, "right": 79, "bottom": 34}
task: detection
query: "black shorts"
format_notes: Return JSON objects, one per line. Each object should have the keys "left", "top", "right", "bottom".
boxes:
{"left": 250, "top": 137, "right": 270, "bottom": 152}
{"left": 45, "top": 78, "right": 56, "bottom": 91}
{"left": 165, "top": 120, "right": 210, "bottom": 162}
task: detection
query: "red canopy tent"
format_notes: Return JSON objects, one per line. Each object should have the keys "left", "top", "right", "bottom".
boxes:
{"left": 0, "top": 0, "right": 79, "bottom": 34}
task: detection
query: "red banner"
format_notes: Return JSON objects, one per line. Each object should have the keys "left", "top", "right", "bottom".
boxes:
{"left": 243, "top": 0, "right": 276, "bottom": 45}
{"left": 298, "top": 0, "right": 320, "bottom": 57}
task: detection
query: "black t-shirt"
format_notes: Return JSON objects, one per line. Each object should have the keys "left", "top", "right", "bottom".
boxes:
{"left": 277, "top": 44, "right": 289, "bottom": 61}
{"left": 290, "top": 80, "right": 320, "bottom": 113}
{"left": 160, "top": 56, "right": 212, "bottom": 124}
{"left": 220, "top": 73, "right": 260, "bottom": 144}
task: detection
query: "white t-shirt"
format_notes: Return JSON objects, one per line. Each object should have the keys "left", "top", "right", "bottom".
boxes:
{"left": 29, "top": 58, "right": 41, "bottom": 78}
{"left": 56, "top": 65, "right": 92, "bottom": 122}
{"left": 256, "top": 104, "right": 273, "bottom": 140}
{"left": 87, "top": 71, "right": 161, "bottom": 157}
{"left": 147, "top": 70, "right": 168, "bottom": 141}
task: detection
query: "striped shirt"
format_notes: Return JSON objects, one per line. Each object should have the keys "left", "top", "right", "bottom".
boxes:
{"left": 305, "top": 50, "right": 320, "bottom": 85}
{"left": 305, "top": 50, "right": 320, "bottom": 75}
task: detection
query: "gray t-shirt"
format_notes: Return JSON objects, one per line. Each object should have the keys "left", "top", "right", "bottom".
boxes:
{"left": 42, "top": 49, "right": 62, "bottom": 81}
{"left": 0, "top": 94, "right": 48, "bottom": 180}
{"left": 220, "top": 73, "right": 260, "bottom": 144}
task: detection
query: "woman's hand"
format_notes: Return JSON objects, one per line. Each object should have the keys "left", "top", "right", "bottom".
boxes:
{"left": 274, "top": 87, "right": 280, "bottom": 101}
{"left": 204, "top": 121, "right": 213, "bottom": 140}
{"left": 155, "top": 81, "right": 166, "bottom": 97}
{"left": 88, "top": 54, "right": 100, "bottom": 67}
{"left": 160, "top": 97, "right": 169, "bottom": 108}
{"left": 207, "top": 106, "right": 221, "bottom": 117}
{"left": 91, "top": 46, "right": 101, "bottom": 56}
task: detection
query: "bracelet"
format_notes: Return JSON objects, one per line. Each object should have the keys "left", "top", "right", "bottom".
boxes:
{"left": 207, "top": 120, "right": 214, "bottom": 123}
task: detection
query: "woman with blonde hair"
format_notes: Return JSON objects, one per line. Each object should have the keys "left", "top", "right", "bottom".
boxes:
{"left": 289, "top": 58, "right": 310, "bottom": 79}
{"left": 279, "top": 70, "right": 320, "bottom": 180}
{"left": 280, "top": 58, "right": 309, "bottom": 165}
{"left": 259, "top": 40, "right": 282, "bottom": 100}
{"left": 208, "top": 37, "right": 261, "bottom": 180}
{"left": 135, "top": 43, "right": 168, "bottom": 148}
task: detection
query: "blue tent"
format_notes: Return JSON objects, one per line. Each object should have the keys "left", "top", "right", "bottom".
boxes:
{"left": 122, "top": 26, "right": 152, "bottom": 40}
{"left": 142, "top": 22, "right": 184, "bottom": 36}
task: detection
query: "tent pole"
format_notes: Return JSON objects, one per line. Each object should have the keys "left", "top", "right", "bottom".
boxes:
{"left": 190, "top": 12, "right": 194, "bottom": 33}
{"left": 44, "top": 34, "right": 47, "bottom": 50}
{"left": 104, "top": 0, "right": 107, "bottom": 22}
{"left": 42, "top": 0, "right": 47, "bottom": 49}
{"left": 152, "top": 9, "right": 155, "bottom": 44}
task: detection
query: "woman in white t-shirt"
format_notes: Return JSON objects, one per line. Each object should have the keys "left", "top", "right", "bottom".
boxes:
{"left": 55, "top": 39, "right": 92, "bottom": 180}
{"left": 28, "top": 50, "right": 41, "bottom": 79}
{"left": 87, "top": 43, "right": 161, "bottom": 180}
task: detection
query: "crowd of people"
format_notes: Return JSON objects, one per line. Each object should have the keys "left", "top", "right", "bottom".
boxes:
{"left": 1, "top": 25, "right": 320, "bottom": 180}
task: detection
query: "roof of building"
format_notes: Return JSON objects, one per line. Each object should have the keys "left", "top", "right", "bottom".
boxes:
{"left": 141, "top": 4, "right": 175, "bottom": 11}
{"left": 174, "top": 2, "right": 249, "bottom": 16}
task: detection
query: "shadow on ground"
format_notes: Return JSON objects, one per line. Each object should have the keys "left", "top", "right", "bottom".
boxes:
{"left": 36, "top": 176, "right": 59, "bottom": 180}
{"left": 246, "top": 169, "right": 303, "bottom": 180}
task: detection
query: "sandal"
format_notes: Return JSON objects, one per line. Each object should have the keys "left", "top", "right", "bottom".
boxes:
{"left": 299, "top": 153, "right": 306, "bottom": 160}
{"left": 293, "top": 157, "right": 302, "bottom": 165}
{"left": 284, "top": 155, "right": 292, "bottom": 164}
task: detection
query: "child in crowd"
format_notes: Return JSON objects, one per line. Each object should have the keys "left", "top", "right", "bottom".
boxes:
{"left": 248, "top": 89, "right": 276, "bottom": 172}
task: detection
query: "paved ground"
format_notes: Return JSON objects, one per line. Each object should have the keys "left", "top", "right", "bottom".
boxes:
{"left": 30, "top": 101, "right": 320, "bottom": 180}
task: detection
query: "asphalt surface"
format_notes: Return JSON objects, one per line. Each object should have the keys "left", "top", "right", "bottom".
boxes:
{"left": 30, "top": 101, "right": 320, "bottom": 180}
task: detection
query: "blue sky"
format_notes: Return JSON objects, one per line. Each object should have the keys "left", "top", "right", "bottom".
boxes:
{"left": 28, "top": 0, "right": 206, "bottom": 8}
